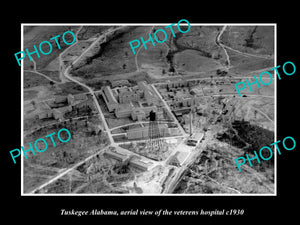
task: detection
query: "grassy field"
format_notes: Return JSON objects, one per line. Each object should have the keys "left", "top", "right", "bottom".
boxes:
{"left": 227, "top": 50, "right": 274, "bottom": 74}
{"left": 221, "top": 26, "right": 274, "bottom": 56}
{"left": 70, "top": 25, "right": 226, "bottom": 82}
{"left": 72, "top": 26, "right": 148, "bottom": 78}
{"left": 69, "top": 25, "right": 275, "bottom": 84}
{"left": 55, "top": 82, "right": 88, "bottom": 95}
{"left": 24, "top": 71, "right": 52, "bottom": 88}
{"left": 38, "top": 70, "right": 61, "bottom": 82}
{"left": 174, "top": 49, "right": 223, "bottom": 72}
{"left": 24, "top": 89, "right": 39, "bottom": 101}
{"left": 175, "top": 26, "right": 225, "bottom": 58}
{"left": 23, "top": 26, "right": 80, "bottom": 70}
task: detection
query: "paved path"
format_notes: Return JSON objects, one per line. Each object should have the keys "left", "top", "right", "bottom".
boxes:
{"left": 58, "top": 26, "right": 84, "bottom": 83}
{"left": 216, "top": 25, "right": 231, "bottom": 68}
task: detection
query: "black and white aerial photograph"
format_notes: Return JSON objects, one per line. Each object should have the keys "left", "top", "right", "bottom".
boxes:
{"left": 3, "top": 5, "right": 299, "bottom": 224}
{"left": 22, "top": 24, "right": 275, "bottom": 195}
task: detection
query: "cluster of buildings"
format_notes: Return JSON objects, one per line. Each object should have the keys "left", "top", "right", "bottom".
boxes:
{"left": 34, "top": 93, "right": 89, "bottom": 120}
{"left": 101, "top": 81, "right": 164, "bottom": 122}
{"left": 104, "top": 147, "right": 154, "bottom": 171}
{"left": 158, "top": 79, "right": 203, "bottom": 109}
{"left": 127, "top": 124, "right": 169, "bottom": 140}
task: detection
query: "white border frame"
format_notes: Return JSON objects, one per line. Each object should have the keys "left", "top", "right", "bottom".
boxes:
{"left": 21, "top": 23, "right": 277, "bottom": 196}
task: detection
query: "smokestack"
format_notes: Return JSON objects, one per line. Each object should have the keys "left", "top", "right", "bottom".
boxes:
{"left": 190, "top": 109, "right": 193, "bottom": 136}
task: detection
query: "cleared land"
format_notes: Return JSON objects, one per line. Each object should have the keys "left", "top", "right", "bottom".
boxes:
{"left": 221, "top": 26, "right": 274, "bottom": 56}
{"left": 23, "top": 26, "right": 80, "bottom": 70}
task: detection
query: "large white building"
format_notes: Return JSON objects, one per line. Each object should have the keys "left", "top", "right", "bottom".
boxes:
{"left": 127, "top": 124, "right": 170, "bottom": 140}
{"left": 101, "top": 81, "right": 163, "bottom": 121}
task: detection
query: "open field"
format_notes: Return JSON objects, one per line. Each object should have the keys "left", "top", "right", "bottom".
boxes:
{"left": 226, "top": 50, "right": 274, "bottom": 74}
{"left": 221, "top": 26, "right": 274, "bottom": 56}
{"left": 24, "top": 89, "right": 39, "bottom": 101}
{"left": 71, "top": 26, "right": 146, "bottom": 77}
{"left": 23, "top": 85, "right": 57, "bottom": 104}
{"left": 24, "top": 71, "right": 52, "bottom": 88}
{"left": 174, "top": 49, "right": 223, "bottom": 73}
{"left": 70, "top": 25, "right": 227, "bottom": 83}
{"left": 55, "top": 82, "right": 88, "bottom": 95}
{"left": 37, "top": 70, "right": 61, "bottom": 82}
{"left": 23, "top": 26, "right": 80, "bottom": 70}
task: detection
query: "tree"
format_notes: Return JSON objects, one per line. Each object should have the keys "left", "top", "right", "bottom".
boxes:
{"left": 166, "top": 85, "right": 170, "bottom": 92}
{"left": 216, "top": 69, "right": 228, "bottom": 76}
{"left": 87, "top": 106, "right": 92, "bottom": 114}
{"left": 31, "top": 100, "right": 36, "bottom": 107}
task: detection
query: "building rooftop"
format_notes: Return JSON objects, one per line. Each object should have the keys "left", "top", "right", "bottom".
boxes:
{"left": 115, "top": 103, "right": 133, "bottom": 112}
{"left": 52, "top": 105, "right": 71, "bottom": 114}
{"left": 111, "top": 79, "right": 130, "bottom": 87}
{"left": 103, "top": 86, "right": 118, "bottom": 104}
{"left": 130, "top": 156, "right": 153, "bottom": 171}
{"left": 72, "top": 93, "right": 88, "bottom": 101}
{"left": 37, "top": 101, "right": 51, "bottom": 110}
{"left": 104, "top": 148, "right": 128, "bottom": 162}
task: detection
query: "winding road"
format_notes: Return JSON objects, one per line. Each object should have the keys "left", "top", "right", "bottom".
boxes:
{"left": 216, "top": 25, "right": 231, "bottom": 68}
{"left": 25, "top": 27, "right": 125, "bottom": 194}
{"left": 61, "top": 37, "right": 115, "bottom": 145}
{"left": 58, "top": 26, "right": 128, "bottom": 146}
{"left": 216, "top": 25, "right": 273, "bottom": 61}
